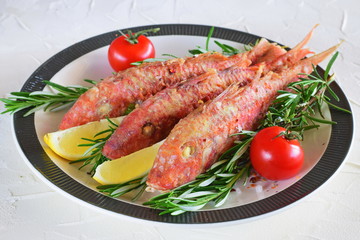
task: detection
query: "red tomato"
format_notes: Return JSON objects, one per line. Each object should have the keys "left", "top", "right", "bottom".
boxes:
{"left": 108, "top": 30, "right": 157, "bottom": 72}
{"left": 250, "top": 126, "right": 304, "bottom": 180}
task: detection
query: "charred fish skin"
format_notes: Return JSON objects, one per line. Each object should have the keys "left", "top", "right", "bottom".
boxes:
{"left": 102, "top": 66, "right": 259, "bottom": 159}
{"left": 146, "top": 45, "right": 338, "bottom": 191}
{"left": 58, "top": 49, "right": 261, "bottom": 130}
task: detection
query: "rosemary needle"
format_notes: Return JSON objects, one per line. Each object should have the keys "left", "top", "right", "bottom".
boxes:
{"left": 143, "top": 51, "right": 350, "bottom": 215}
{"left": 94, "top": 33, "right": 350, "bottom": 215}
{"left": 3, "top": 27, "right": 349, "bottom": 215}
{"left": 70, "top": 118, "right": 119, "bottom": 176}
{"left": 0, "top": 79, "right": 95, "bottom": 116}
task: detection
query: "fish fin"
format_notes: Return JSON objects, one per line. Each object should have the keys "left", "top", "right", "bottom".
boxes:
{"left": 292, "top": 24, "right": 319, "bottom": 51}
{"left": 246, "top": 38, "right": 272, "bottom": 63}
{"left": 306, "top": 41, "right": 343, "bottom": 66}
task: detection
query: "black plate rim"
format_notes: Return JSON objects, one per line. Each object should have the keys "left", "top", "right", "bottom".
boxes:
{"left": 13, "top": 23, "right": 353, "bottom": 224}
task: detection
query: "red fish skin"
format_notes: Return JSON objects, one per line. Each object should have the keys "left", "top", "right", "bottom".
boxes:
{"left": 146, "top": 58, "right": 319, "bottom": 191}
{"left": 58, "top": 47, "right": 269, "bottom": 130}
{"left": 102, "top": 66, "right": 259, "bottom": 159}
{"left": 102, "top": 40, "right": 288, "bottom": 159}
{"left": 102, "top": 40, "right": 309, "bottom": 159}
{"left": 264, "top": 48, "right": 313, "bottom": 73}
{"left": 59, "top": 24, "right": 318, "bottom": 131}
{"left": 252, "top": 43, "right": 287, "bottom": 64}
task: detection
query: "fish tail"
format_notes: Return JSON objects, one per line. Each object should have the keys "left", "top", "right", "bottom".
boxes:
{"left": 306, "top": 41, "right": 343, "bottom": 66}
{"left": 292, "top": 24, "right": 319, "bottom": 51}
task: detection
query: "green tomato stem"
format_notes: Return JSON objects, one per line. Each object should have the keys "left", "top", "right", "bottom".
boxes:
{"left": 122, "top": 28, "right": 160, "bottom": 44}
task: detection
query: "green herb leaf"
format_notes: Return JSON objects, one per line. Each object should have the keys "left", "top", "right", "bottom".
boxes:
{"left": 324, "top": 51, "right": 339, "bottom": 81}
{"left": 206, "top": 26, "right": 215, "bottom": 51}
{"left": 70, "top": 118, "right": 118, "bottom": 176}
{"left": 97, "top": 175, "right": 147, "bottom": 199}
{"left": 130, "top": 54, "right": 178, "bottom": 66}
{"left": 0, "top": 79, "right": 95, "bottom": 116}
{"left": 143, "top": 51, "right": 350, "bottom": 215}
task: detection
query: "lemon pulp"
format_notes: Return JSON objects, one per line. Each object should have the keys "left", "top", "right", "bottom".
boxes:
{"left": 93, "top": 141, "right": 163, "bottom": 185}
{"left": 43, "top": 117, "right": 123, "bottom": 160}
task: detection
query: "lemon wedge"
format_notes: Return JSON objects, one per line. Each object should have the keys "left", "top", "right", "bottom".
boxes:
{"left": 93, "top": 141, "right": 164, "bottom": 185}
{"left": 44, "top": 117, "right": 124, "bottom": 160}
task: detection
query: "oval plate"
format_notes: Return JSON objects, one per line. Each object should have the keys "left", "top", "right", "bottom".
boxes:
{"left": 13, "top": 24, "right": 353, "bottom": 224}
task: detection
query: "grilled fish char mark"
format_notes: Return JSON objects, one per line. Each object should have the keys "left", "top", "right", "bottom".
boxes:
{"left": 146, "top": 43, "right": 340, "bottom": 191}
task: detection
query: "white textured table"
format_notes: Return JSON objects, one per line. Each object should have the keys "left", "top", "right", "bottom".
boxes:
{"left": 1, "top": 0, "right": 359, "bottom": 239}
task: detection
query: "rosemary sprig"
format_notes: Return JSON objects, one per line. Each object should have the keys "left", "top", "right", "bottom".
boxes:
{"left": 92, "top": 51, "right": 348, "bottom": 215}
{"left": 93, "top": 52, "right": 349, "bottom": 216}
{"left": 188, "top": 26, "right": 215, "bottom": 55}
{"left": 1, "top": 27, "right": 250, "bottom": 118}
{"left": 70, "top": 118, "right": 118, "bottom": 176}
{"left": 97, "top": 175, "right": 148, "bottom": 201}
{"left": 70, "top": 103, "right": 138, "bottom": 176}
{"left": 243, "top": 39, "right": 261, "bottom": 52}
{"left": 130, "top": 54, "right": 179, "bottom": 66}
{"left": 214, "top": 40, "right": 242, "bottom": 56}
{"left": 260, "top": 52, "right": 350, "bottom": 140}
{"left": 188, "top": 26, "right": 256, "bottom": 56}
{"left": 141, "top": 51, "right": 349, "bottom": 215}
{"left": 0, "top": 79, "right": 95, "bottom": 116}
{"left": 143, "top": 136, "right": 252, "bottom": 215}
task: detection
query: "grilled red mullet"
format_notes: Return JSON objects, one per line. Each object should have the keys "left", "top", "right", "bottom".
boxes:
{"left": 59, "top": 39, "right": 275, "bottom": 130}
{"left": 146, "top": 44, "right": 339, "bottom": 191}
{"left": 102, "top": 29, "right": 316, "bottom": 159}
{"left": 102, "top": 66, "right": 260, "bottom": 159}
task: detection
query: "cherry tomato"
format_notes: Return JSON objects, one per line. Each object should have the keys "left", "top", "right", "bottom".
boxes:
{"left": 108, "top": 28, "right": 159, "bottom": 72}
{"left": 250, "top": 126, "right": 304, "bottom": 180}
